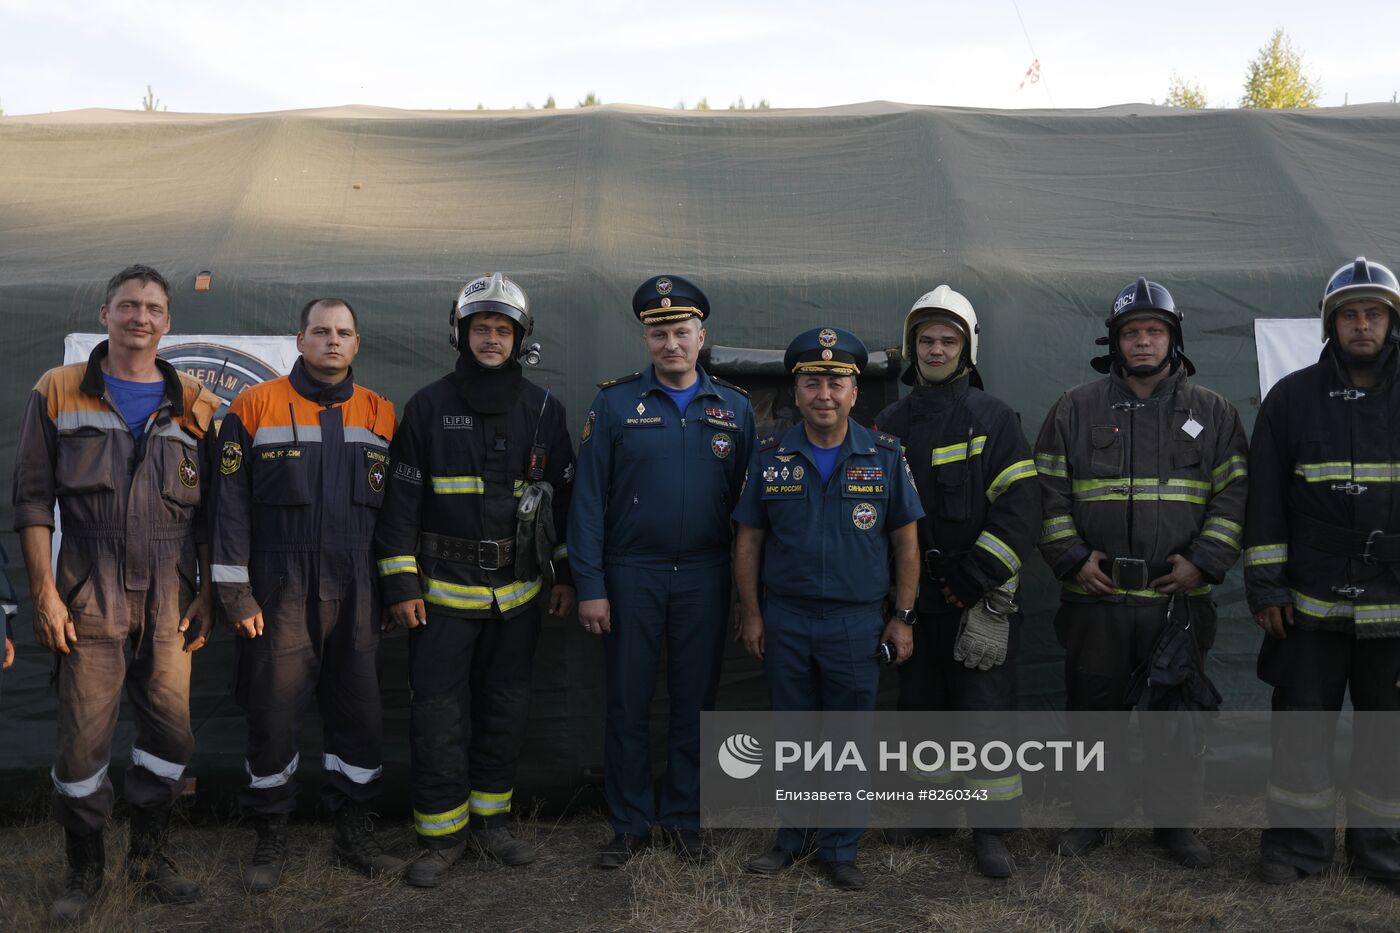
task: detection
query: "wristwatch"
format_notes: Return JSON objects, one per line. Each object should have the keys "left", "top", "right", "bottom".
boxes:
{"left": 893, "top": 608, "right": 917, "bottom": 626}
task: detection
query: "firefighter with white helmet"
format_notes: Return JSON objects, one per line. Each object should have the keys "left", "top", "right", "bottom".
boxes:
{"left": 872, "top": 285, "right": 1040, "bottom": 877}
{"left": 1247, "top": 258, "right": 1400, "bottom": 893}
{"left": 375, "top": 272, "right": 577, "bottom": 886}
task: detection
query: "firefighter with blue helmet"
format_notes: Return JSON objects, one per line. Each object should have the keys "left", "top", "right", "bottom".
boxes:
{"left": 1247, "top": 257, "right": 1400, "bottom": 894}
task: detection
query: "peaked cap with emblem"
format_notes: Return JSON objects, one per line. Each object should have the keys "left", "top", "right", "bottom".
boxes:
{"left": 785, "top": 326, "right": 867, "bottom": 377}
{"left": 633, "top": 274, "right": 710, "bottom": 325}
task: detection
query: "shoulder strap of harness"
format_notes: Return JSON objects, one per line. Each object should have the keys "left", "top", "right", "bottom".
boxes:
{"left": 597, "top": 372, "right": 642, "bottom": 389}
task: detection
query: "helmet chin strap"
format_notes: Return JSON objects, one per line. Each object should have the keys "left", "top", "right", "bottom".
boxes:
{"left": 1123, "top": 354, "right": 1173, "bottom": 378}
{"left": 917, "top": 355, "right": 965, "bottom": 384}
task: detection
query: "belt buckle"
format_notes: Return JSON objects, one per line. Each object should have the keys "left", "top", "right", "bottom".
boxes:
{"left": 923, "top": 548, "right": 944, "bottom": 581}
{"left": 1111, "top": 557, "right": 1149, "bottom": 591}
{"left": 478, "top": 540, "right": 501, "bottom": 571}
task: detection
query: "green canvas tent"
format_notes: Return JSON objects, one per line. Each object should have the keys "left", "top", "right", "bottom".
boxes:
{"left": 2, "top": 101, "right": 1397, "bottom": 811}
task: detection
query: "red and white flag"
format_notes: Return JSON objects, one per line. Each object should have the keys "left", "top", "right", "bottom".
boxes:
{"left": 1018, "top": 59, "right": 1041, "bottom": 91}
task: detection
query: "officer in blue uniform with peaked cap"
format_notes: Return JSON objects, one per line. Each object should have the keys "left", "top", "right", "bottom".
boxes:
{"left": 569, "top": 274, "right": 755, "bottom": 867}
{"left": 734, "top": 326, "right": 924, "bottom": 890}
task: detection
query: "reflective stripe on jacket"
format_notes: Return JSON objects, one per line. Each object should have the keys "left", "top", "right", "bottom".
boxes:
{"left": 1245, "top": 345, "right": 1400, "bottom": 638}
{"left": 1034, "top": 368, "right": 1248, "bottom": 603}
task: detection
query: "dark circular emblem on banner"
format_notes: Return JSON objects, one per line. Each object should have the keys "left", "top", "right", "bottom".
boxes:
{"left": 159, "top": 342, "right": 280, "bottom": 424}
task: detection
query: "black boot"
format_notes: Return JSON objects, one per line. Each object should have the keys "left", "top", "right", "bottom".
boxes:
{"left": 332, "top": 805, "right": 406, "bottom": 878}
{"left": 127, "top": 806, "right": 200, "bottom": 905}
{"left": 50, "top": 827, "right": 105, "bottom": 926}
{"left": 973, "top": 831, "right": 1014, "bottom": 878}
{"left": 242, "top": 814, "right": 289, "bottom": 893}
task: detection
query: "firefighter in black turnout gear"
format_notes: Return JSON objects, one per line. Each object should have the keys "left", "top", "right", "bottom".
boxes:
{"left": 375, "top": 273, "right": 576, "bottom": 888}
{"left": 1246, "top": 258, "right": 1400, "bottom": 894}
{"left": 873, "top": 286, "right": 1040, "bottom": 878}
{"left": 1035, "top": 278, "right": 1248, "bottom": 869}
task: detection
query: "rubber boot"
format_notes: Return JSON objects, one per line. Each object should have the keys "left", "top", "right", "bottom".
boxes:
{"left": 332, "top": 805, "right": 406, "bottom": 879}
{"left": 127, "top": 806, "right": 200, "bottom": 904}
{"left": 49, "top": 827, "right": 105, "bottom": 926}
{"left": 241, "top": 814, "right": 289, "bottom": 893}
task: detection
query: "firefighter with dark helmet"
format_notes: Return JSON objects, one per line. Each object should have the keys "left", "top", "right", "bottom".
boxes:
{"left": 1246, "top": 257, "right": 1400, "bottom": 894}
{"left": 1034, "top": 277, "right": 1248, "bottom": 867}
{"left": 872, "top": 286, "right": 1040, "bottom": 878}
{"left": 374, "top": 272, "right": 576, "bottom": 887}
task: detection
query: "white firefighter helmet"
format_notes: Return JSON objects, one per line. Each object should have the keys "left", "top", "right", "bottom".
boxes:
{"left": 448, "top": 272, "right": 533, "bottom": 351}
{"left": 903, "top": 284, "right": 979, "bottom": 365}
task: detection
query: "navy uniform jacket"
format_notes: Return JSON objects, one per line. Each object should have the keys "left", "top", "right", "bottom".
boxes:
{"left": 568, "top": 366, "right": 755, "bottom": 602}
{"left": 732, "top": 419, "right": 924, "bottom": 612}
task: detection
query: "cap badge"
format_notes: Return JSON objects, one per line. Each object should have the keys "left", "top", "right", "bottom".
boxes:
{"left": 818, "top": 328, "right": 838, "bottom": 348}
{"left": 656, "top": 278, "right": 673, "bottom": 296}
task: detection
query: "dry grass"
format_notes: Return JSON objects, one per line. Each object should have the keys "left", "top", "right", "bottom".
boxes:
{"left": 1, "top": 811, "right": 1397, "bottom": 933}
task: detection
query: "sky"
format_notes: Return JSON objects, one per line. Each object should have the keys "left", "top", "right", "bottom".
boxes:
{"left": 1, "top": 0, "right": 1397, "bottom": 115}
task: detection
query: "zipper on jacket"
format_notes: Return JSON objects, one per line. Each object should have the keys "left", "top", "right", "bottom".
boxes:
{"left": 1112, "top": 399, "right": 1145, "bottom": 554}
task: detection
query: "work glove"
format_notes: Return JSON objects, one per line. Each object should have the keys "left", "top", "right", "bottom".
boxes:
{"left": 953, "top": 584, "right": 1016, "bottom": 671}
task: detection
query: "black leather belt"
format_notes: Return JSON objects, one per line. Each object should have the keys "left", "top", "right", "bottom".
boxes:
{"left": 1292, "top": 513, "right": 1400, "bottom": 564}
{"left": 419, "top": 533, "right": 515, "bottom": 571}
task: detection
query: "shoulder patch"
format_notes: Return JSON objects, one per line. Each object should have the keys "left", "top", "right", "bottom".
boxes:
{"left": 597, "top": 372, "right": 642, "bottom": 390}
{"left": 758, "top": 435, "right": 780, "bottom": 451}
{"left": 874, "top": 433, "right": 899, "bottom": 451}
{"left": 711, "top": 376, "right": 750, "bottom": 398}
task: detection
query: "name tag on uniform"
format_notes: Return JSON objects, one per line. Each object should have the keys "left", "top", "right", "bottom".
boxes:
{"left": 260, "top": 446, "right": 305, "bottom": 461}
{"left": 763, "top": 484, "right": 805, "bottom": 496}
{"left": 843, "top": 483, "right": 886, "bottom": 496}
{"left": 623, "top": 417, "right": 665, "bottom": 427}
{"left": 704, "top": 417, "right": 739, "bottom": 430}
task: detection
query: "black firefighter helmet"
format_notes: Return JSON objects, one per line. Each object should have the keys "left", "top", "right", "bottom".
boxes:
{"left": 1091, "top": 276, "right": 1195, "bottom": 376}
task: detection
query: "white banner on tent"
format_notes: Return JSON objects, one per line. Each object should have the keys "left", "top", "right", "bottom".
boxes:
{"left": 1254, "top": 319, "right": 1322, "bottom": 401}
{"left": 55, "top": 334, "right": 298, "bottom": 571}
{"left": 64, "top": 333, "right": 299, "bottom": 399}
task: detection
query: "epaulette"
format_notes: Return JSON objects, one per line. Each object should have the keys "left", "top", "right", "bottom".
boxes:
{"left": 874, "top": 433, "right": 900, "bottom": 451}
{"left": 711, "top": 375, "right": 750, "bottom": 398}
{"left": 597, "top": 372, "right": 642, "bottom": 389}
{"left": 757, "top": 435, "right": 780, "bottom": 451}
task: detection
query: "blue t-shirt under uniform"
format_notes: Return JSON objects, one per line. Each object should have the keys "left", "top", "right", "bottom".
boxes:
{"left": 105, "top": 374, "right": 166, "bottom": 441}
{"left": 660, "top": 381, "right": 700, "bottom": 417}
{"left": 810, "top": 441, "right": 842, "bottom": 484}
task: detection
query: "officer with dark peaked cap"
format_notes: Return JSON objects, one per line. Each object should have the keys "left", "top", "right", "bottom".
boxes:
{"left": 570, "top": 274, "right": 755, "bottom": 867}
{"left": 734, "top": 327, "right": 924, "bottom": 890}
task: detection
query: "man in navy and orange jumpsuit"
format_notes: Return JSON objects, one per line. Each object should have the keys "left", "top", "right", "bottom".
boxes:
{"left": 211, "top": 297, "right": 402, "bottom": 892}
